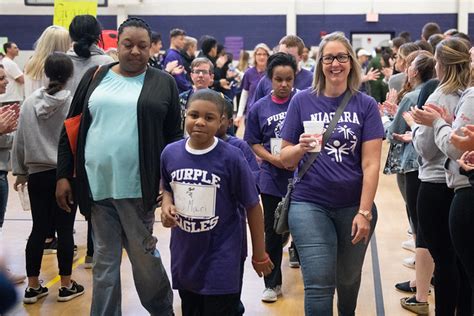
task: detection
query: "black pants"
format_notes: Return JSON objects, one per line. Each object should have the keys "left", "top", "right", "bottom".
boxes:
{"left": 25, "top": 169, "right": 77, "bottom": 276}
{"left": 87, "top": 220, "right": 94, "bottom": 257}
{"left": 450, "top": 187, "right": 474, "bottom": 313}
{"left": 403, "top": 171, "right": 427, "bottom": 248}
{"left": 261, "top": 193, "right": 283, "bottom": 288}
{"left": 179, "top": 289, "right": 240, "bottom": 316}
{"left": 416, "top": 182, "right": 470, "bottom": 314}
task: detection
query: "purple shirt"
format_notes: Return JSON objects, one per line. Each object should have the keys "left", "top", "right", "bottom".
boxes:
{"left": 225, "top": 135, "right": 260, "bottom": 186}
{"left": 244, "top": 93, "right": 296, "bottom": 197}
{"left": 281, "top": 89, "right": 384, "bottom": 208}
{"left": 242, "top": 67, "right": 266, "bottom": 111}
{"left": 161, "top": 139, "right": 259, "bottom": 295}
{"left": 252, "top": 68, "right": 313, "bottom": 106}
{"left": 164, "top": 48, "right": 192, "bottom": 93}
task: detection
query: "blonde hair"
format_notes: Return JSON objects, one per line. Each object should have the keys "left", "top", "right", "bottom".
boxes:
{"left": 313, "top": 32, "right": 361, "bottom": 95}
{"left": 24, "top": 25, "right": 71, "bottom": 80}
{"left": 436, "top": 38, "right": 471, "bottom": 94}
{"left": 253, "top": 43, "right": 270, "bottom": 67}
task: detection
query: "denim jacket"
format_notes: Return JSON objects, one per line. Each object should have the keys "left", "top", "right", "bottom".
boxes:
{"left": 386, "top": 84, "right": 425, "bottom": 174}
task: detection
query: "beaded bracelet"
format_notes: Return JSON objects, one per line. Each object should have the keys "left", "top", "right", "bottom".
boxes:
{"left": 252, "top": 253, "right": 270, "bottom": 265}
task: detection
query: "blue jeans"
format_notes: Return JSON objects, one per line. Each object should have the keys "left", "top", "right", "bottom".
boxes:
{"left": 0, "top": 171, "right": 8, "bottom": 228}
{"left": 91, "top": 198, "right": 173, "bottom": 316}
{"left": 288, "top": 201, "right": 377, "bottom": 316}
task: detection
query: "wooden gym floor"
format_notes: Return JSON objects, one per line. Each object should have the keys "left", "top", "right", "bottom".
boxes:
{"left": 1, "top": 143, "right": 433, "bottom": 315}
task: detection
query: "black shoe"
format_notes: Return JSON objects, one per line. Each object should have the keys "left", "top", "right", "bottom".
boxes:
{"left": 395, "top": 281, "right": 416, "bottom": 293}
{"left": 23, "top": 285, "right": 48, "bottom": 304}
{"left": 43, "top": 238, "right": 58, "bottom": 255}
{"left": 395, "top": 281, "right": 431, "bottom": 294}
{"left": 57, "top": 280, "right": 85, "bottom": 302}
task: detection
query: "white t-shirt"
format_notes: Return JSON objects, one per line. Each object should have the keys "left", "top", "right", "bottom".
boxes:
{"left": 0, "top": 57, "right": 24, "bottom": 103}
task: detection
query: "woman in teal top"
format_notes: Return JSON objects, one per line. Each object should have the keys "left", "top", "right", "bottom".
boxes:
{"left": 56, "top": 18, "right": 182, "bottom": 315}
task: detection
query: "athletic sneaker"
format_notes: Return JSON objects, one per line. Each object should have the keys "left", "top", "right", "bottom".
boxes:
{"left": 402, "top": 256, "right": 415, "bottom": 269}
{"left": 84, "top": 255, "right": 93, "bottom": 269}
{"left": 261, "top": 286, "right": 282, "bottom": 303}
{"left": 288, "top": 247, "right": 300, "bottom": 268}
{"left": 23, "top": 285, "right": 48, "bottom": 304}
{"left": 57, "top": 280, "right": 85, "bottom": 302}
{"left": 400, "top": 296, "right": 429, "bottom": 315}
{"left": 43, "top": 238, "right": 58, "bottom": 255}
{"left": 401, "top": 239, "right": 415, "bottom": 253}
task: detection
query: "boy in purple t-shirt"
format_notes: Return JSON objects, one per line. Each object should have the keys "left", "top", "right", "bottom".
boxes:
{"left": 160, "top": 89, "right": 273, "bottom": 315}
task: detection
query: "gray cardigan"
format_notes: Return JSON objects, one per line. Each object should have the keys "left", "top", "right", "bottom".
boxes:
{"left": 412, "top": 87, "right": 462, "bottom": 183}
{"left": 433, "top": 87, "right": 474, "bottom": 190}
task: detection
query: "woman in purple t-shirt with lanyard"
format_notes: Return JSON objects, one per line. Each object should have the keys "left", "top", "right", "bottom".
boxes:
{"left": 280, "top": 32, "right": 384, "bottom": 315}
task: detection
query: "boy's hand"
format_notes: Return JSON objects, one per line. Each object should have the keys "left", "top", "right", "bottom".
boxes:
{"left": 161, "top": 204, "right": 178, "bottom": 228}
{"left": 251, "top": 253, "right": 274, "bottom": 277}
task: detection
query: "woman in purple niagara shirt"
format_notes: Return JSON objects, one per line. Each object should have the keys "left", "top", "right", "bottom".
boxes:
{"left": 280, "top": 32, "right": 384, "bottom": 315}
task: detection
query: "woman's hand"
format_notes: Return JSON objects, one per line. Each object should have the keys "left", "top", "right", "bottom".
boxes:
{"left": 386, "top": 88, "right": 398, "bottom": 104}
{"left": 410, "top": 104, "right": 443, "bottom": 127}
{"left": 251, "top": 253, "right": 274, "bottom": 277}
{"left": 402, "top": 111, "right": 416, "bottom": 128}
{"left": 56, "top": 178, "right": 74, "bottom": 212}
{"left": 393, "top": 131, "right": 412, "bottom": 143}
{"left": 298, "top": 133, "right": 320, "bottom": 153}
{"left": 270, "top": 155, "right": 296, "bottom": 171}
{"left": 13, "top": 175, "right": 27, "bottom": 192}
{"left": 234, "top": 116, "right": 243, "bottom": 127}
{"left": 450, "top": 125, "right": 474, "bottom": 151}
{"left": 457, "top": 151, "right": 474, "bottom": 172}
{"left": 381, "top": 100, "right": 398, "bottom": 116}
{"left": 160, "top": 203, "right": 178, "bottom": 228}
{"left": 351, "top": 214, "right": 371, "bottom": 245}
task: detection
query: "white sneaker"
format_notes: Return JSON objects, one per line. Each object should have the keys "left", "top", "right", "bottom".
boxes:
{"left": 401, "top": 239, "right": 415, "bottom": 253}
{"left": 261, "top": 286, "right": 282, "bottom": 303}
{"left": 403, "top": 256, "right": 415, "bottom": 269}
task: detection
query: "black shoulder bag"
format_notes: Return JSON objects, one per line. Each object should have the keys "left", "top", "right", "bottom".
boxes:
{"left": 274, "top": 90, "right": 352, "bottom": 234}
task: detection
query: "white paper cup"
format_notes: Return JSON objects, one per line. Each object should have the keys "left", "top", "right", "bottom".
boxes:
{"left": 303, "top": 120, "right": 324, "bottom": 152}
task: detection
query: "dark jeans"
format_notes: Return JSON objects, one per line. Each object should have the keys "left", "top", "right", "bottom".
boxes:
{"left": 179, "top": 289, "right": 241, "bottom": 316}
{"left": 0, "top": 171, "right": 8, "bottom": 228}
{"left": 416, "top": 182, "right": 470, "bottom": 314}
{"left": 261, "top": 193, "right": 283, "bottom": 288}
{"left": 289, "top": 201, "right": 377, "bottom": 316}
{"left": 450, "top": 187, "right": 474, "bottom": 313}
{"left": 0, "top": 271, "right": 17, "bottom": 313}
{"left": 25, "top": 169, "right": 77, "bottom": 276}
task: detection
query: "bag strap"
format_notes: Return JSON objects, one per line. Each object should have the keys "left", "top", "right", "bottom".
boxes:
{"left": 295, "top": 90, "right": 352, "bottom": 182}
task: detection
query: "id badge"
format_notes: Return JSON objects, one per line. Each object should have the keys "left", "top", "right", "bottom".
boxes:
{"left": 171, "top": 182, "right": 217, "bottom": 219}
{"left": 270, "top": 138, "right": 282, "bottom": 156}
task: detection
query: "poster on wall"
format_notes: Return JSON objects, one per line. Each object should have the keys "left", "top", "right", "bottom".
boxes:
{"left": 53, "top": 0, "right": 98, "bottom": 29}
{"left": 0, "top": 37, "right": 8, "bottom": 55}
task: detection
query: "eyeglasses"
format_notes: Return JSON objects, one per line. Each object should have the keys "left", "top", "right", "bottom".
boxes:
{"left": 192, "top": 69, "right": 210, "bottom": 75}
{"left": 321, "top": 54, "right": 350, "bottom": 65}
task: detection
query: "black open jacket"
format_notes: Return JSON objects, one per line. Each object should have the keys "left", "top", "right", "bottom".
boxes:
{"left": 57, "top": 63, "right": 183, "bottom": 219}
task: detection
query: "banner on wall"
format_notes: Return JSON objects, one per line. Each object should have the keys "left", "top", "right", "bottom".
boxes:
{"left": 53, "top": 0, "right": 98, "bottom": 29}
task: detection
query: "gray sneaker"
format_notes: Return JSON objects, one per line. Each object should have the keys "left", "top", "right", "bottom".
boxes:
{"left": 261, "top": 286, "right": 282, "bottom": 303}
{"left": 288, "top": 247, "right": 300, "bottom": 268}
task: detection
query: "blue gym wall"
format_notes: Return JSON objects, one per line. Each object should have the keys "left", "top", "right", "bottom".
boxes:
{"left": 297, "top": 13, "right": 458, "bottom": 46}
{"left": 134, "top": 15, "right": 287, "bottom": 51}
{"left": 0, "top": 15, "right": 117, "bottom": 50}
{"left": 0, "top": 13, "right": 465, "bottom": 50}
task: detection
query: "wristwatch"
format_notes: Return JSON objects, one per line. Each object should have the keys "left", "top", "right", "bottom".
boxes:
{"left": 358, "top": 209, "right": 372, "bottom": 221}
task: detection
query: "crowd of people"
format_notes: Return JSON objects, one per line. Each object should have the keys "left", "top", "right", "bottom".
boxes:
{"left": 0, "top": 15, "right": 473, "bottom": 316}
